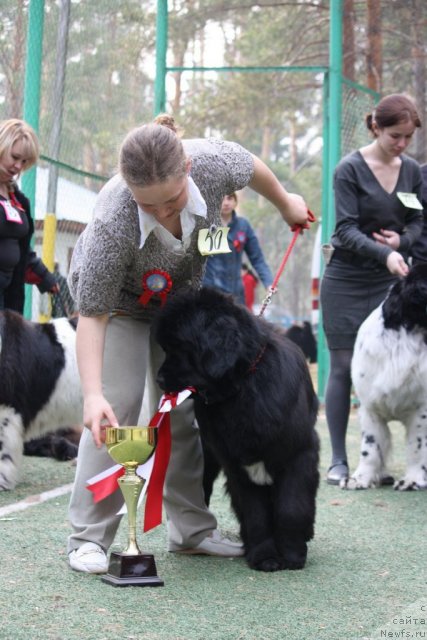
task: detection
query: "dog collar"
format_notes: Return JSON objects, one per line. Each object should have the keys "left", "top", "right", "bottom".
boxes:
{"left": 247, "top": 344, "right": 267, "bottom": 374}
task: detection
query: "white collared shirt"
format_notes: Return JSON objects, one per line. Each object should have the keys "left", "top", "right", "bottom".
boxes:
{"left": 137, "top": 176, "right": 207, "bottom": 254}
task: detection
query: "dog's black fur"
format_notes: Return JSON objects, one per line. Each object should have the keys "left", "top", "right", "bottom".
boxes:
{"left": 23, "top": 427, "right": 81, "bottom": 461}
{"left": 155, "top": 288, "right": 320, "bottom": 572}
{"left": 285, "top": 321, "right": 317, "bottom": 363}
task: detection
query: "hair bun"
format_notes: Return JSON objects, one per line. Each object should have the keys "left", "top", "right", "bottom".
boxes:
{"left": 153, "top": 113, "right": 178, "bottom": 132}
{"left": 365, "top": 113, "right": 374, "bottom": 131}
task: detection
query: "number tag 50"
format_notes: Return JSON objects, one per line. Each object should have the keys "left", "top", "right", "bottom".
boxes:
{"left": 198, "top": 226, "right": 232, "bottom": 256}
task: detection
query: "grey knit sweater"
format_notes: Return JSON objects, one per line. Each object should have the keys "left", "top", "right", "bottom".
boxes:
{"left": 69, "top": 138, "right": 254, "bottom": 321}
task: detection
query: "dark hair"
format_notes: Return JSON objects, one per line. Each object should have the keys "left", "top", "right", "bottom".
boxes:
{"left": 119, "top": 113, "right": 187, "bottom": 187}
{"left": 366, "top": 94, "right": 422, "bottom": 134}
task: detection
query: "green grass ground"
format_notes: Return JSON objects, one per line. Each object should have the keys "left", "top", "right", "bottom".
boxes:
{"left": 0, "top": 414, "right": 426, "bottom": 640}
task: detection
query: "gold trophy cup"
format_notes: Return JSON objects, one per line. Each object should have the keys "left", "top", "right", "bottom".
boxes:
{"left": 102, "top": 426, "right": 164, "bottom": 587}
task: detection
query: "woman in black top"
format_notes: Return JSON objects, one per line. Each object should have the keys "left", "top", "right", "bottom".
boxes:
{"left": 0, "top": 119, "right": 57, "bottom": 312}
{"left": 320, "top": 94, "right": 423, "bottom": 485}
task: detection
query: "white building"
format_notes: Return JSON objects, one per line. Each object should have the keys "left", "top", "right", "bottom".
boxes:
{"left": 29, "top": 167, "right": 101, "bottom": 318}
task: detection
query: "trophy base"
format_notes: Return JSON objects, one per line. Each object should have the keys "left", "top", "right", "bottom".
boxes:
{"left": 101, "top": 551, "right": 164, "bottom": 588}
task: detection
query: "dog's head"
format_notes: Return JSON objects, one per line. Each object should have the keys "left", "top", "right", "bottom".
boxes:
{"left": 382, "top": 263, "right": 427, "bottom": 337}
{"left": 155, "top": 287, "right": 263, "bottom": 401}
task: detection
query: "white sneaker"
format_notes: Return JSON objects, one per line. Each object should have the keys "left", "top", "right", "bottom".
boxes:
{"left": 68, "top": 542, "right": 108, "bottom": 574}
{"left": 169, "top": 529, "right": 244, "bottom": 557}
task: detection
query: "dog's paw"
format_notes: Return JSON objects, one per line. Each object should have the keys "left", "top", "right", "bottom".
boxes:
{"left": 0, "top": 472, "right": 17, "bottom": 491}
{"left": 344, "top": 477, "right": 374, "bottom": 490}
{"left": 250, "top": 556, "right": 283, "bottom": 572}
{"left": 246, "top": 539, "right": 283, "bottom": 572}
{"left": 0, "top": 455, "right": 20, "bottom": 490}
{"left": 394, "top": 476, "right": 427, "bottom": 491}
{"left": 51, "top": 437, "right": 79, "bottom": 461}
{"left": 343, "top": 471, "right": 379, "bottom": 490}
{"left": 280, "top": 542, "right": 307, "bottom": 571}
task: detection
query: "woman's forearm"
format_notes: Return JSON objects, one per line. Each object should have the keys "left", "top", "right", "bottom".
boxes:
{"left": 76, "top": 314, "right": 109, "bottom": 398}
{"left": 248, "top": 155, "right": 308, "bottom": 226}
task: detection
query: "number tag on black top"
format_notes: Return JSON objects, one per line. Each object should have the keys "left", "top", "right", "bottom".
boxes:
{"left": 396, "top": 192, "right": 423, "bottom": 209}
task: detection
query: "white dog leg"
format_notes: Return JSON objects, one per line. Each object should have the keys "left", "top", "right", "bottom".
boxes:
{"left": 346, "top": 407, "right": 391, "bottom": 489}
{"left": 0, "top": 407, "right": 25, "bottom": 490}
{"left": 394, "top": 410, "right": 427, "bottom": 491}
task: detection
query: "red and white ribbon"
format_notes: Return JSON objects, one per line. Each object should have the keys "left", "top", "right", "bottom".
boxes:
{"left": 86, "top": 388, "right": 194, "bottom": 532}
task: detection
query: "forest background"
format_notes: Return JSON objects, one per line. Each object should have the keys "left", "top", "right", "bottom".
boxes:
{"left": 0, "top": 0, "right": 426, "bottom": 322}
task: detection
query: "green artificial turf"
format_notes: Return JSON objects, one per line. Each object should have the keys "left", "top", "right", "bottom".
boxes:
{"left": 0, "top": 415, "right": 426, "bottom": 640}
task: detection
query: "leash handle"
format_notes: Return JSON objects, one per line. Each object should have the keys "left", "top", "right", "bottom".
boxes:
{"left": 290, "top": 208, "right": 316, "bottom": 233}
{"left": 258, "top": 209, "right": 316, "bottom": 317}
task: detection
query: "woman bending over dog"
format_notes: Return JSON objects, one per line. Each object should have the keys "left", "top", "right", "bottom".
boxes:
{"left": 67, "top": 114, "right": 310, "bottom": 573}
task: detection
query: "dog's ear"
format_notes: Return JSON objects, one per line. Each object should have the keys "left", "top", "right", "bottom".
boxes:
{"left": 382, "top": 279, "right": 404, "bottom": 329}
{"left": 202, "top": 315, "right": 242, "bottom": 378}
{"left": 382, "top": 266, "right": 427, "bottom": 331}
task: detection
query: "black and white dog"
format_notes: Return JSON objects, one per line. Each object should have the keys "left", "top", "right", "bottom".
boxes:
{"left": 0, "top": 310, "right": 82, "bottom": 490}
{"left": 348, "top": 263, "right": 427, "bottom": 490}
{"left": 155, "top": 288, "right": 320, "bottom": 572}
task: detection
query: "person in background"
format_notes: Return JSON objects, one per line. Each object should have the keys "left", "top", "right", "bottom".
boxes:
{"left": 0, "top": 118, "right": 58, "bottom": 312}
{"left": 66, "top": 114, "right": 310, "bottom": 574}
{"left": 51, "top": 262, "right": 76, "bottom": 318}
{"left": 320, "top": 93, "right": 423, "bottom": 486}
{"left": 410, "top": 163, "right": 427, "bottom": 264}
{"left": 202, "top": 192, "right": 273, "bottom": 304}
{"left": 241, "top": 262, "right": 259, "bottom": 311}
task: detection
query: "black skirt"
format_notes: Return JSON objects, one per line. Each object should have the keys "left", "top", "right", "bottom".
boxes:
{"left": 320, "top": 256, "right": 397, "bottom": 350}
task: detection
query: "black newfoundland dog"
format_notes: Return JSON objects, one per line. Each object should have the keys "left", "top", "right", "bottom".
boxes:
{"left": 155, "top": 287, "right": 320, "bottom": 572}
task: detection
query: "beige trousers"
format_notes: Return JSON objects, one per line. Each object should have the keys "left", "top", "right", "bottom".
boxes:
{"left": 67, "top": 315, "right": 217, "bottom": 553}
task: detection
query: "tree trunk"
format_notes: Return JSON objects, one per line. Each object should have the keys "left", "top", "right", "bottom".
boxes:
{"left": 171, "top": 49, "right": 184, "bottom": 113}
{"left": 366, "top": 0, "right": 382, "bottom": 93}
{"left": 343, "top": 0, "right": 355, "bottom": 81}
{"left": 2, "top": 0, "right": 26, "bottom": 116}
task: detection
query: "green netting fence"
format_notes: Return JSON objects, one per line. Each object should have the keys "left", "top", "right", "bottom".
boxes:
{"left": 1, "top": 0, "right": 378, "bottom": 399}
{"left": 342, "top": 81, "right": 377, "bottom": 154}
{"left": 315, "top": 80, "right": 378, "bottom": 399}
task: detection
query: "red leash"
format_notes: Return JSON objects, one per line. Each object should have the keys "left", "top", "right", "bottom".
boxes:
{"left": 258, "top": 209, "right": 316, "bottom": 317}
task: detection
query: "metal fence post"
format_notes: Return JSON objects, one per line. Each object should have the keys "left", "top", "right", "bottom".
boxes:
{"left": 22, "top": 0, "right": 45, "bottom": 319}
{"left": 154, "top": 0, "right": 168, "bottom": 116}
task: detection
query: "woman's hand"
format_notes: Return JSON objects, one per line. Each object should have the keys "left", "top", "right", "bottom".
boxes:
{"left": 279, "top": 193, "right": 310, "bottom": 227}
{"left": 83, "top": 392, "right": 119, "bottom": 448}
{"left": 372, "top": 229, "right": 400, "bottom": 250}
{"left": 386, "top": 251, "right": 409, "bottom": 277}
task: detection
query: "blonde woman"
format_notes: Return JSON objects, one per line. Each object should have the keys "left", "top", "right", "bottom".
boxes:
{"left": 0, "top": 119, "right": 57, "bottom": 311}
